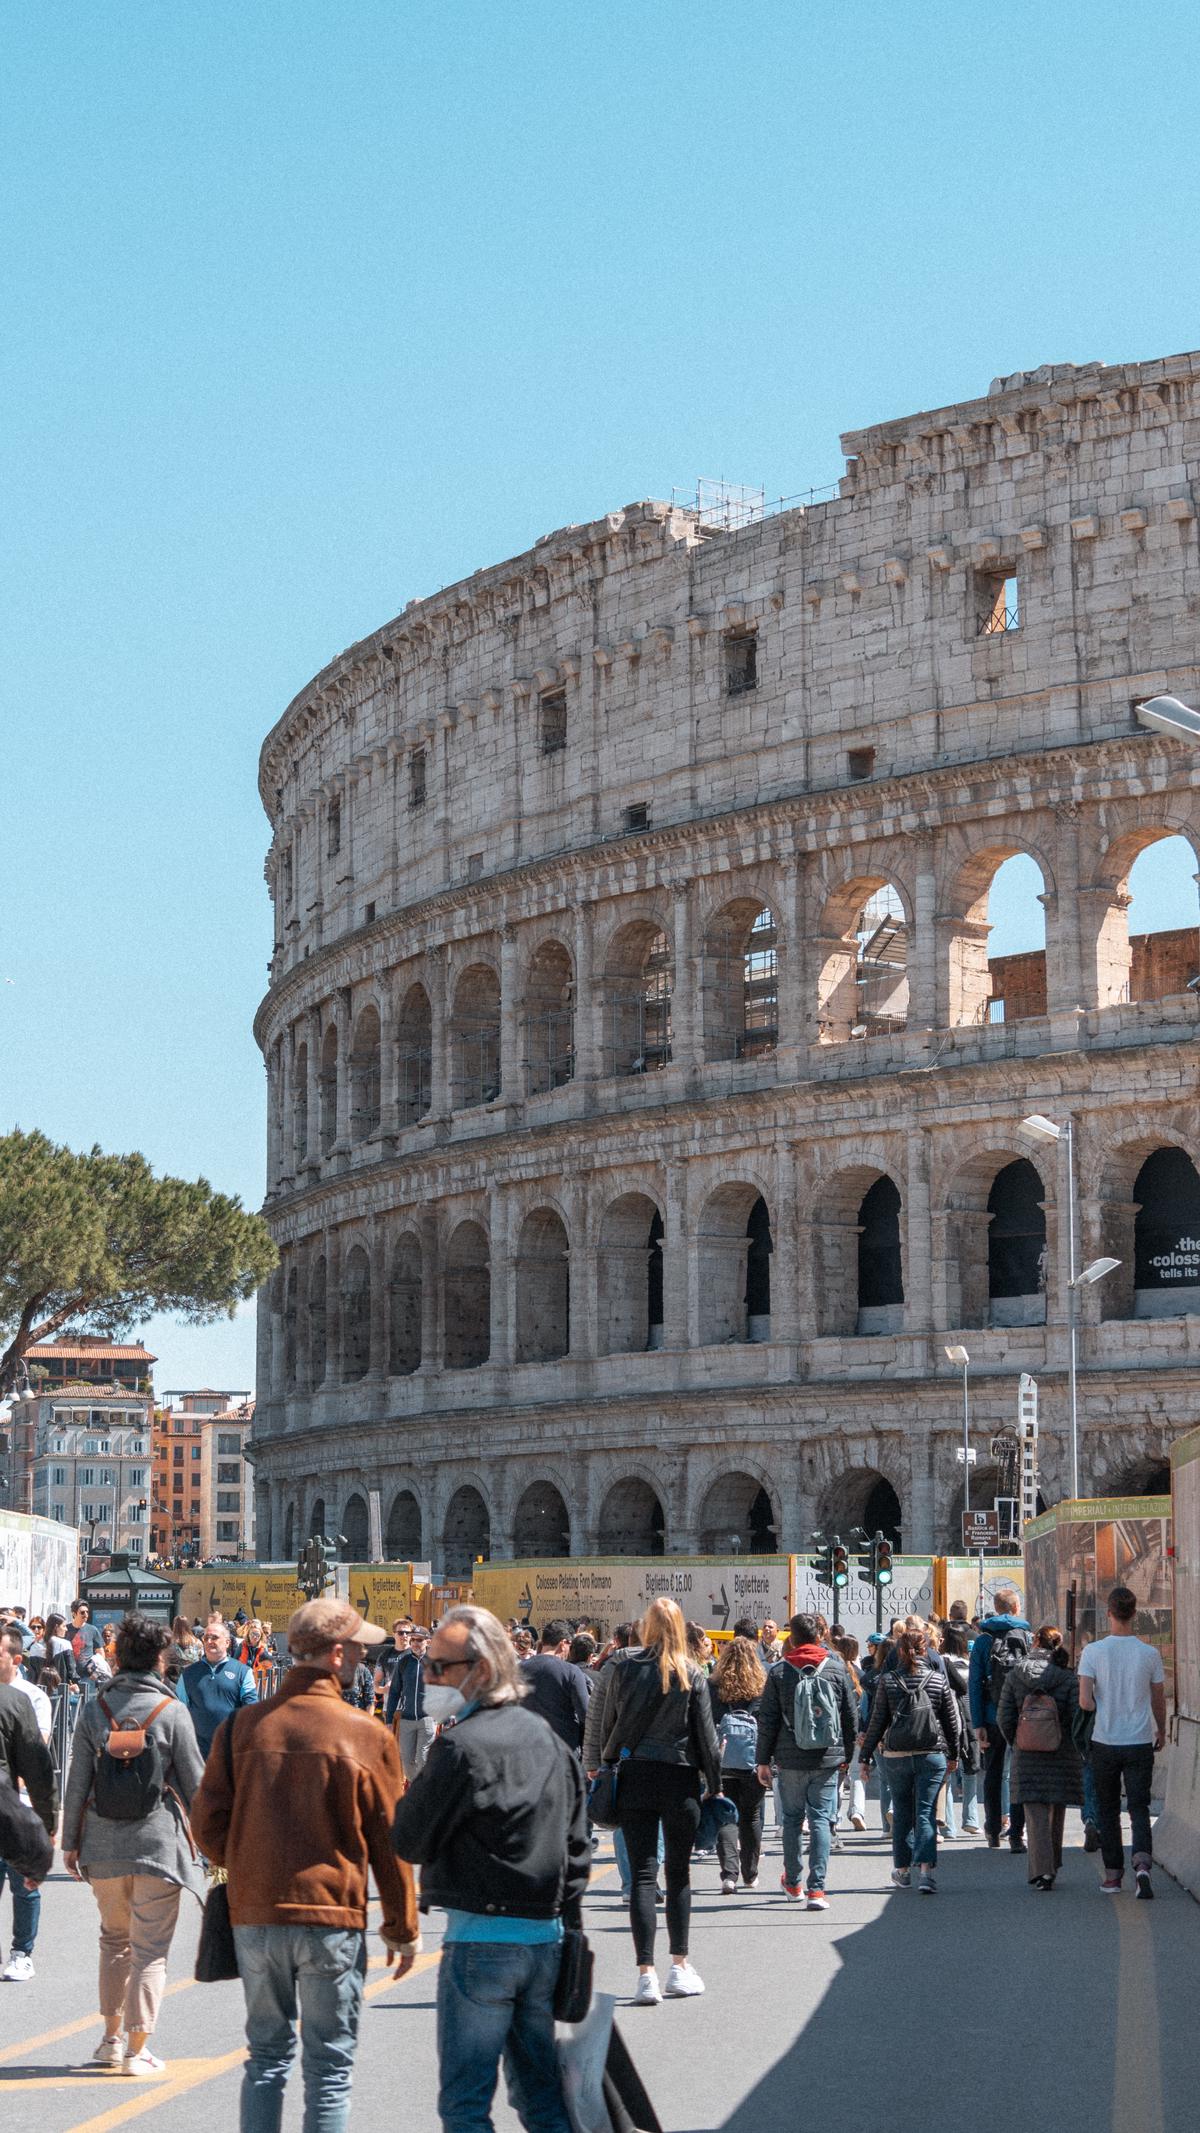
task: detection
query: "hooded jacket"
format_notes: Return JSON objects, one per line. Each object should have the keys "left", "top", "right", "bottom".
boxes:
{"left": 968, "top": 1614, "right": 1033, "bottom": 1728}
{"left": 755, "top": 1644, "right": 859, "bottom": 1772}
{"left": 61, "top": 1670, "right": 205, "bottom": 1893}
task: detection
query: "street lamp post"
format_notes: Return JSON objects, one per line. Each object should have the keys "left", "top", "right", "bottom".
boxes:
{"left": 945, "top": 1345, "right": 972, "bottom": 1524}
{"left": 1020, "top": 1114, "right": 1120, "bottom": 1499}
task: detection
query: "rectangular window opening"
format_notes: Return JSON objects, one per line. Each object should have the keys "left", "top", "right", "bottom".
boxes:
{"left": 847, "top": 746, "right": 875, "bottom": 782}
{"left": 409, "top": 749, "right": 427, "bottom": 810}
{"left": 326, "top": 794, "right": 342, "bottom": 858}
{"left": 364, "top": 901, "right": 376, "bottom": 925}
{"left": 977, "top": 572, "right": 1020, "bottom": 637}
{"left": 539, "top": 687, "right": 568, "bottom": 755}
{"left": 724, "top": 630, "right": 758, "bottom": 695}
{"left": 624, "top": 802, "right": 649, "bottom": 833}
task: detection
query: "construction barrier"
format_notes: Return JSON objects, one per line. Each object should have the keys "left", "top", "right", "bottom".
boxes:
{"left": 1022, "top": 1498, "right": 1172, "bottom": 1665}
{"left": 1153, "top": 1436, "right": 1200, "bottom": 1894}
{"left": 472, "top": 1556, "right": 790, "bottom": 1641}
{"left": 0, "top": 1508, "right": 80, "bottom": 1617}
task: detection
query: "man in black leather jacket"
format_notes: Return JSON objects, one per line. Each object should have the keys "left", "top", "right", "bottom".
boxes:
{"left": 393, "top": 1605, "right": 589, "bottom": 2133}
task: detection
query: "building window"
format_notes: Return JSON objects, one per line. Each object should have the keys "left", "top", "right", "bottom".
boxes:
{"left": 217, "top": 1491, "right": 241, "bottom": 1511}
{"left": 52, "top": 1466, "right": 65, "bottom": 1486}
{"left": 327, "top": 794, "right": 342, "bottom": 858}
{"left": 173, "top": 1447, "right": 184, "bottom": 1466}
{"left": 624, "top": 802, "right": 649, "bottom": 833}
{"left": 539, "top": 687, "right": 567, "bottom": 755}
{"left": 216, "top": 1521, "right": 239, "bottom": 1542}
{"left": 364, "top": 901, "right": 376, "bottom": 925}
{"left": 847, "top": 747, "right": 875, "bottom": 782}
{"left": 217, "top": 1462, "right": 240, "bottom": 1483}
{"left": 191, "top": 1499, "right": 201, "bottom": 1515}
{"left": 283, "top": 847, "right": 294, "bottom": 905}
{"left": 217, "top": 1433, "right": 241, "bottom": 1453}
{"left": 724, "top": 630, "right": 758, "bottom": 695}
{"left": 172, "top": 1476, "right": 183, "bottom": 1495}
{"left": 409, "top": 749, "right": 427, "bottom": 810}
{"left": 192, "top": 1445, "right": 202, "bottom": 1461}
{"left": 467, "top": 852, "right": 483, "bottom": 881}
{"left": 977, "top": 572, "right": 1020, "bottom": 637}
{"left": 129, "top": 1468, "right": 145, "bottom": 1486}
{"left": 173, "top": 1418, "right": 184, "bottom": 1435}
{"left": 81, "top": 1466, "right": 95, "bottom": 1487}
{"left": 127, "top": 1536, "right": 142, "bottom": 1555}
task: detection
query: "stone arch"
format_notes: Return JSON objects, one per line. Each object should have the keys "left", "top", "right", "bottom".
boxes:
{"left": 309, "top": 1495, "right": 327, "bottom": 1538}
{"left": 697, "top": 1181, "right": 773, "bottom": 1344}
{"left": 817, "top": 874, "right": 910, "bottom": 1044}
{"left": 308, "top": 1254, "right": 328, "bottom": 1384}
{"left": 349, "top": 1004, "right": 382, "bottom": 1143}
{"left": 388, "top": 1232, "right": 422, "bottom": 1376}
{"left": 597, "top": 1191, "right": 665, "bottom": 1355}
{"left": 283, "top": 1501, "right": 296, "bottom": 1559}
{"left": 940, "top": 1147, "right": 1050, "bottom": 1329}
{"left": 513, "top": 1480, "right": 572, "bottom": 1558}
{"left": 696, "top": 1470, "right": 780, "bottom": 1554}
{"left": 451, "top": 962, "right": 501, "bottom": 1109}
{"left": 524, "top": 938, "right": 575, "bottom": 1094}
{"left": 815, "top": 1165, "right": 904, "bottom": 1336}
{"left": 817, "top": 1466, "right": 903, "bottom": 1547}
{"left": 597, "top": 1475, "right": 665, "bottom": 1556}
{"left": 943, "top": 841, "right": 1053, "bottom": 1027}
{"left": 1093, "top": 825, "right": 1200, "bottom": 1007}
{"left": 1131, "top": 1144, "right": 1200, "bottom": 1319}
{"left": 443, "top": 1219, "right": 491, "bottom": 1369}
{"left": 701, "top": 897, "right": 780, "bottom": 1063}
{"left": 442, "top": 1483, "right": 490, "bottom": 1578}
{"left": 342, "top": 1242, "right": 372, "bottom": 1381}
{"left": 601, "top": 917, "right": 673, "bottom": 1076}
{"left": 342, "top": 1490, "right": 369, "bottom": 1560}
{"left": 318, "top": 1023, "right": 338, "bottom": 1157}
{"left": 396, "top": 981, "right": 433, "bottom": 1125}
{"left": 386, "top": 1488, "right": 423, "bottom": 1559}
{"left": 515, "top": 1206, "right": 570, "bottom": 1363}
{"left": 293, "top": 1041, "right": 309, "bottom": 1169}
{"left": 1104, "top": 1453, "right": 1173, "bottom": 1498}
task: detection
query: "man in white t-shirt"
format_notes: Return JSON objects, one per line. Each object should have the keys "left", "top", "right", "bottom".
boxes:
{"left": 1078, "top": 1585, "right": 1166, "bottom": 1900}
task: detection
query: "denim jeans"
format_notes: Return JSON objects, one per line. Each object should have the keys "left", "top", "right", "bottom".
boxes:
{"left": 876, "top": 1755, "right": 892, "bottom": 1829}
{"left": 776, "top": 1767, "right": 838, "bottom": 1890}
{"left": 1082, "top": 1758, "right": 1099, "bottom": 1828}
{"left": 887, "top": 1753, "right": 946, "bottom": 1869}
{"left": 437, "top": 1939, "right": 571, "bottom": 2133}
{"left": 233, "top": 1924, "right": 366, "bottom": 2133}
{"left": 962, "top": 1769, "right": 982, "bottom": 1830}
{"left": 1090, "top": 1741, "right": 1155, "bottom": 1873}
{"left": 1, "top": 1859, "right": 40, "bottom": 1955}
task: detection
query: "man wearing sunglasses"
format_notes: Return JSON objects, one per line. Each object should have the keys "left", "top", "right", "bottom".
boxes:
{"left": 385, "top": 1624, "right": 436, "bottom": 1781}
{"left": 393, "top": 1606, "right": 589, "bottom": 2133}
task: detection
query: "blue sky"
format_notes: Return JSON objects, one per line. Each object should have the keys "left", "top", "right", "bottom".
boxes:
{"left": 3, "top": 2, "right": 1200, "bottom": 1394}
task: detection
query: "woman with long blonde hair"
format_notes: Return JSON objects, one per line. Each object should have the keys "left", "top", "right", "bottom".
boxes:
{"left": 584, "top": 1598, "right": 721, "bottom": 2005}
{"left": 709, "top": 1637, "right": 767, "bottom": 1893}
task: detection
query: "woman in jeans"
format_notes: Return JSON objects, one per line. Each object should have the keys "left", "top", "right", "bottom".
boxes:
{"left": 708, "top": 1637, "right": 766, "bottom": 1891}
{"left": 940, "top": 1626, "right": 982, "bottom": 1836}
{"left": 584, "top": 1598, "right": 720, "bottom": 2005}
{"left": 859, "top": 1628, "right": 960, "bottom": 1894}
{"left": 62, "top": 1612, "right": 206, "bottom": 2074}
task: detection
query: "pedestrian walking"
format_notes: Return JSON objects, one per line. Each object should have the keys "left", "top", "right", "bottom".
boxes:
{"left": 708, "top": 1636, "right": 766, "bottom": 1891}
{"left": 191, "top": 1597, "right": 419, "bottom": 2132}
{"left": 61, "top": 1612, "right": 205, "bottom": 2070}
{"left": 940, "top": 1627, "right": 982, "bottom": 1836}
{"left": 584, "top": 1596, "right": 720, "bottom": 2004}
{"left": 968, "top": 1590, "right": 1032, "bottom": 1853}
{"left": 857, "top": 1636, "right": 893, "bottom": 1832}
{"left": 70, "top": 1601, "right": 105, "bottom": 1669}
{"left": 385, "top": 1622, "right": 437, "bottom": 1779}
{"left": 755, "top": 1612, "right": 858, "bottom": 1910}
{"left": 0, "top": 1647, "right": 57, "bottom": 1983}
{"left": 996, "top": 1626, "right": 1083, "bottom": 1890}
{"left": 178, "top": 1617, "right": 258, "bottom": 1759}
{"left": 1077, "top": 1585, "right": 1166, "bottom": 1898}
{"left": 167, "top": 1616, "right": 201, "bottom": 1671}
{"left": 1, "top": 1624, "right": 52, "bottom": 1742}
{"left": 520, "top": 1620, "right": 591, "bottom": 1753}
{"left": 860, "top": 1626, "right": 960, "bottom": 1894}
{"left": 831, "top": 1633, "right": 867, "bottom": 1831}
{"left": 392, "top": 1603, "right": 588, "bottom": 2133}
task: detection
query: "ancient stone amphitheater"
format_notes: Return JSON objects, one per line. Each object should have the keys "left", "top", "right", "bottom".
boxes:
{"left": 252, "top": 352, "right": 1200, "bottom": 1575}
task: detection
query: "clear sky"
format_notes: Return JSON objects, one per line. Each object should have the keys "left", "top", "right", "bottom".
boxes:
{"left": 3, "top": 1, "right": 1200, "bottom": 1394}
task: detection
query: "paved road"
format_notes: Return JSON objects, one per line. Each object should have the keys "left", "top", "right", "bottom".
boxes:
{"left": 0, "top": 1809, "right": 1194, "bottom": 2132}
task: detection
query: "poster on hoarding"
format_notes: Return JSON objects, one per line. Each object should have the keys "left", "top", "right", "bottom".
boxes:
{"left": 0, "top": 1510, "right": 80, "bottom": 1617}
{"left": 473, "top": 1557, "right": 791, "bottom": 1640}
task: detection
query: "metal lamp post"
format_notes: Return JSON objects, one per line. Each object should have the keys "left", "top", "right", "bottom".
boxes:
{"left": 1020, "top": 1114, "right": 1120, "bottom": 1499}
{"left": 945, "top": 1344, "right": 972, "bottom": 1525}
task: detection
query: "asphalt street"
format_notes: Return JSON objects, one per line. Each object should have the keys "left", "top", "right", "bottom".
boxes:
{"left": 0, "top": 1807, "right": 1194, "bottom": 2133}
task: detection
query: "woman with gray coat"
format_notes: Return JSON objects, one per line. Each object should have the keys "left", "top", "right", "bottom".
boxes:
{"left": 996, "top": 1624, "right": 1083, "bottom": 1890}
{"left": 62, "top": 1613, "right": 206, "bottom": 2074}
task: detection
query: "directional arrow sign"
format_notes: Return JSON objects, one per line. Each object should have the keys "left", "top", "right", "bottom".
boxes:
{"left": 358, "top": 1587, "right": 370, "bottom": 1617}
{"left": 209, "top": 1587, "right": 218, "bottom": 1615}
{"left": 518, "top": 1583, "right": 533, "bottom": 1620}
{"left": 712, "top": 1585, "right": 731, "bottom": 1630}
{"left": 251, "top": 1588, "right": 260, "bottom": 1613}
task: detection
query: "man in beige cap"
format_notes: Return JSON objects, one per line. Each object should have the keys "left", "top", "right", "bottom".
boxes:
{"left": 192, "top": 1596, "right": 419, "bottom": 2133}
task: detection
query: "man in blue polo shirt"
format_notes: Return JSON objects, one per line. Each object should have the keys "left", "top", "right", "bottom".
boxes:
{"left": 179, "top": 1618, "right": 257, "bottom": 1758}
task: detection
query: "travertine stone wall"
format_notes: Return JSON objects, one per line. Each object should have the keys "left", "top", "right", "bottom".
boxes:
{"left": 251, "top": 352, "right": 1200, "bottom": 1573}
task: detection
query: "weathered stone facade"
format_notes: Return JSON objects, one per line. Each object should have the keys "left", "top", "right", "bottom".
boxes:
{"left": 252, "top": 352, "right": 1200, "bottom": 1574}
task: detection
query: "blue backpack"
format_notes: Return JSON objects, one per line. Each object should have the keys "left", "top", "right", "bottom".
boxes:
{"left": 718, "top": 1708, "right": 758, "bottom": 1770}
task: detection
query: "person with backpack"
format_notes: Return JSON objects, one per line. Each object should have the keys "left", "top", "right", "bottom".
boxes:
{"left": 860, "top": 1627, "right": 960, "bottom": 1893}
{"left": 968, "top": 1589, "right": 1033, "bottom": 1852}
{"left": 755, "top": 1612, "right": 859, "bottom": 1910}
{"left": 708, "top": 1636, "right": 767, "bottom": 1892}
{"left": 995, "top": 1625, "right": 1083, "bottom": 1890}
{"left": 61, "top": 1612, "right": 206, "bottom": 2075}
{"left": 939, "top": 1626, "right": 982, "bottom": 1837}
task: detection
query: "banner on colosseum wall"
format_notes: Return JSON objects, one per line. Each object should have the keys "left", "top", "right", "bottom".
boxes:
{"left": 473, "top": 1557, "right": 791, "bottom": 1640}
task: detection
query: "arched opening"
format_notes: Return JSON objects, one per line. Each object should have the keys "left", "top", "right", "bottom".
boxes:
{"left": 1121, "top": 834, "right": 1200, "bottom": 1003}
{"left": 388, "top": 1234, "right": 422, "bottom": 1376}
{"left": 318, "top": 1025, "right": 338, "bottom": 1156}
{"left": 1133, "top": 1145, "right": 1200, "bottom": 1318}
{"left": 451, "top": 964, "right": 501, "bottom": 1109}
{"left": 284, "top": 1266, "right": 298, "bottom": 1389}
{"left": 342, "top": 1492, "right": 369, "bottom": 1561}
{"left": 293, "top": 1042, "right": 308, "bottom": 1170}
{"left": 342, "top": 1244, "right": 372, "bottom": 1381}
{"left": 857, "top": 1176, "right": 904, "bottom": 1334}
{"left": 396, "top": 982, "right": 433, "bottom": 1126}
{"left": 983, "top": 854, "right": 1048, "bottom": 1023}
{"left": 597, "top": 1477, "right": 665, "bottom": 1556}
{"left": 602, "top": 921, "right": 673, "bottom": 1076}
{"left": 524, "top": 940, "right": 575, "bottom": 1094}
{"left": 697, "top": 1472, "right": 778, "bottom": 1554}
{"left": 349, "top": 1007, "right": 382, "bottom": 1143}
{"left": 309, "top": 1496, "right": 326, "bottom": 1538}
{"left": 443, "top": 1220, "right": 491, "bottom": 1369}
{"left": 987, "top": 1159, "right": 1047, "bottom": 1325}
{"left": 697, "top": 1184, "right": 773, "bottom": 1345}
{"left": 703, "top": 900, "right": 779, "bottom": 1062}
{"left": 442, "top": 1485, "right": 490, "bottom": 1578}
{"left": 386, "top": 1489, "right": 422, "bottom": 1559}
{"left": 513, "top": 1481, "right": 571, "bottom": 1558}
{"left": 818, "top": 1468, "right": 902, "bottom": 1548}
{"left": 598, "top": 1193, "right": 664, "bottom": 1355}
{"left": 309, "top": 1256, "right": 328, "bottom": 1385}
{"left": 515, "top": 1208, "right": 570, "bottom": 1363}
{"left": 283, "top": 1502, "right": 295, "bottom": 1559}
{"left": 818, "top": 880, "right": 908, "bottom": 1043}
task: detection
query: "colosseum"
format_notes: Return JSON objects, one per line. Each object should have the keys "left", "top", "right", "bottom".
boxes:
{"left": 251, "top": 350, "right": 1200, "bottom": 1575}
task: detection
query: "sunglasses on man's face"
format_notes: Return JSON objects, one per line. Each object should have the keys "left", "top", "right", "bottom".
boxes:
{"left": 424, "top": 1654, "right": 471, "bottom": 1681}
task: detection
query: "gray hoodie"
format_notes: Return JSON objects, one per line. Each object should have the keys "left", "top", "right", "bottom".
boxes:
{"left": 62, "top": 1671, "right": 206, "bottom": 1896}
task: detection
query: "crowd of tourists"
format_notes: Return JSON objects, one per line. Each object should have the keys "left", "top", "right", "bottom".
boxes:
{"left": 0, "top": 1578, "right": 1167, "bottom": 2131}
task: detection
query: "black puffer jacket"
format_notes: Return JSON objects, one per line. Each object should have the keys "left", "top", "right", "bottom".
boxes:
{"left": 861, "top": 1663, "right": 961, "bottom": 1762}
{"left": 943, "top": 1655, "right": 980, "bottom": 1775}
{"left": 997, "top": 1651, "right": 1084, "bottom": 1807}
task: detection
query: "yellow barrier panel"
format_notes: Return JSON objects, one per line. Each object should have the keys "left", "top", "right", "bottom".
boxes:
{"left": 346, "top": 1567, "right": 415, "bottom": 1627}
{"left": 472, "top": 1557, "right": 790, "bottom": 1638}
{"left": 177, "top": 1569, "right": 306, "bottom": 1626}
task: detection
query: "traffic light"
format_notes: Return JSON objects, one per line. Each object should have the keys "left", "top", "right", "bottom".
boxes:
{"left": 298, "top": 1533, "right": 337, "bottom": 1599}
{"left": 875, "top": 1536, "right": 894, "bottom": 1587}
{"left": 857, "top": 1540, "right": 875, "bottom": 1585}
{"left": 808, "top": 1540, "right": 833, "bottom": 1586}
{"left": 831, "top": 1540, "right": 850, "bottom": 1590}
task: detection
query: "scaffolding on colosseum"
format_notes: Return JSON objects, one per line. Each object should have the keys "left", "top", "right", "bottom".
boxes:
{"left": 524, "top": 1010, "right": 575, "bottom": 1094}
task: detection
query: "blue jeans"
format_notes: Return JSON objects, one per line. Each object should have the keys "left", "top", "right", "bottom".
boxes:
{"left": 1, "top": 1859, "right": 40, "bottom": 1955}
{"left": 887, "top": 1753, "right": 946, "bottom": 1869}
{"left": 437, "top": 1939, "right": 571, "bottom": 2133}
{"left": 776, "top": 1767, "right": 838, "bottom": 1890}
{"left": 1082, "top": 1758, "right": 1099, "bottom": 1828}
{"left": 233, "top": 1924, "right": 366, "bottom": 2133}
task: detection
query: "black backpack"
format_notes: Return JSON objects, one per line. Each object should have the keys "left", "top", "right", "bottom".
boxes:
{"left": 92, "top": 1695, "right": 173, "bottom": 1823}
{"left": 885, "top": 1673, "right": 942, "bottom": 1754}
{"left": 986, "top": 1627, "right": 1032, "bottom": 1709}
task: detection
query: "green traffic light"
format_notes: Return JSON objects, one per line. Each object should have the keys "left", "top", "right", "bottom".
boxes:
{"left": 877, "top": 1565, "right": 893, "bottom": 1585}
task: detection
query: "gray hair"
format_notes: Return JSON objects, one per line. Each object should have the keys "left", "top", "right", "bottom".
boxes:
{"left": 441, "top": 1605, "right": 527, "bottom": 1706}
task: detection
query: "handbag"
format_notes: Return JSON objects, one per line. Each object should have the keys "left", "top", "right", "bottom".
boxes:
{"left": 195, "top": 1719, "right": 239, "bottom": 1983}
{"left": 553, "top": 1925, "right": 595, "bottom": 2023}
{"left": 587, "top": 1670, "right": 658, "bottom": 1830}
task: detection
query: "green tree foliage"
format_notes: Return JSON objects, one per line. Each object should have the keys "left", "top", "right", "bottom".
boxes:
{"left": 0, "top": 1129, "right": 277, "bottom": 1391}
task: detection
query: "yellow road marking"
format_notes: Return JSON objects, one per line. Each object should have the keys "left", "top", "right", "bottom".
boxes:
{"left": 0, "top": 1978, "right": 196, "bottom": 2068}
{"left": 1113, "top": 1898, "right": 1164, "bottom": 2133}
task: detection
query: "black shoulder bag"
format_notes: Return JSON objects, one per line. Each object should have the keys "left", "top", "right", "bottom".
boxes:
{"left": 195, "top": 1718, "right": 239, "bottom": 1983}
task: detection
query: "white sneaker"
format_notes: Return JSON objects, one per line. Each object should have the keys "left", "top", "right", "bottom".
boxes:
{"left": 123, "top": 2048, "right": 167, "bottom": 2077}
{"left": 664, "top": 1961, "right": 705, "bottom": 1997}
{"left": 632, "top": 1970, "right": 662, "bottom": 2006}
{"left": 890, "top": 1867, "right": 911, "bottom": 1889}
{"left": 2, "top": 1952, "right": 34, "bottom": 1982}
{"left": 743, "top": 1875, "right": 759, "bottom": 1889}
{"left": 93, "top": 2036, "right": 125, "bottom": 2069}
{"left": 719, "top": 1876, "right": 737, "bottom": 1895}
